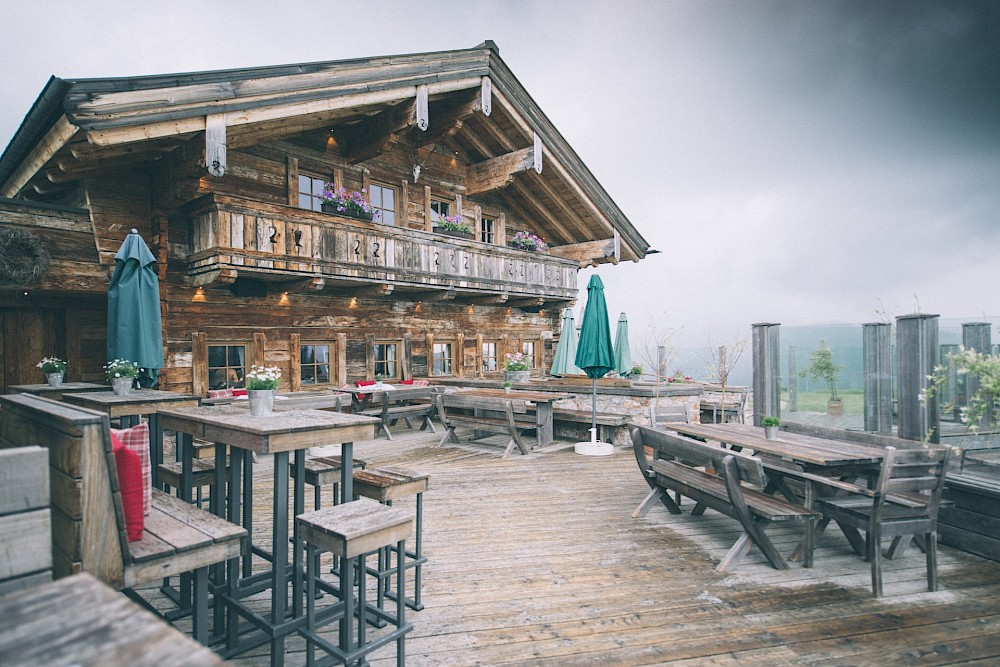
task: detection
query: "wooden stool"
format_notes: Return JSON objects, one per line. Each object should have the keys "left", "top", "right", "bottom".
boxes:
{"left": 353, "top": 467, "right": 429, "bottom": 612}
{"left": 290, "top": 455, "right": 369, "bottom": 510}
{"left": 158, "top": 458, "right": 224, "bottom": 508}
{"left": 297, "top": 498, "right": 413, "bottom": 667}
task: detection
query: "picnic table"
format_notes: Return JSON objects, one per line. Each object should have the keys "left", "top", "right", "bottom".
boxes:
{"left": 456, "top": 388, "right": 573, "bottom": 446}
{"left": 7, "top": 380, "right": 108, "bottom": 401}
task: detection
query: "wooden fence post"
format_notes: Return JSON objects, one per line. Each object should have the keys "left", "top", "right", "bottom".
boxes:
{"left": 863, "top": 322, "right": 893, "bottom": 434}
{"left": 752, "top": 322, "right": 781, "bottom": 426}
{"left": 896, "top": 313, "right": 939, "bottom": 443}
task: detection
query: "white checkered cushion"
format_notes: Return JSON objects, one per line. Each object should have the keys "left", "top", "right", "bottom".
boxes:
{"left": 111, "top": 422, "right": 151, "bottom": 516}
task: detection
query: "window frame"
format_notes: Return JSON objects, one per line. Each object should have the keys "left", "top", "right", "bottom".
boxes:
{"left": 430, "top": 199, "right": 450, "bottom": 225}
{"left": 298, "top": 172, "right": 327, "bottom": 212}
{"left": 481, "top": 216, "right": 496, "bottom": 244}
{"left": 373, "top": 341, "right": 401, "bottom": 381}
{"left": 481, "top": 341, "right": 499, "bottom": 373}
{"left": 521, "top": 341, "right": 536, "bottom": 368}
{"left": 299, "top": 341, "right": 334, "bottom": 387}
{"left": 432, "top": 341, "right": 455, "bottom": 376}
{"left": 207, "top": 343, "right": 247, "bottom": 390}
{"left": 369, "top": 181, "right": 398, "bottom": 226}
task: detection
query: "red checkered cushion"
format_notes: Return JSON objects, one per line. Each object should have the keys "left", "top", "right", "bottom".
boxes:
{"left": 355, "top": 380, "right": 376, "bottom": 387}
{"left": 111, "top": 432, "right": 145, "bottom": 542}
{"left": 399, "top": 379, "right": 414, "bottom": 385}
{"left": 111, "top": 422, "right": 151, "bottom": 516}
{"left": 412, "top": 380, "right": 429, "bottom": 387}
{"left": 232, "top": 388, "right": 248, "bottom": 396}
{"left": 207, "top": 388, "right": 234, "bottom": 398}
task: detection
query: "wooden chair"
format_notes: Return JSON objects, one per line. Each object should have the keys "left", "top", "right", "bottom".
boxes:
{"left": 806, "top": 445, "right": 953, "bottom": 597}
{"left": 649, "top": 401, "right": 690, "bottom": 428}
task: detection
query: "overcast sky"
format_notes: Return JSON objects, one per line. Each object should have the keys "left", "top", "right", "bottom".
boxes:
{"left": 3, "top": 0, "right": 998, "bottom": 354}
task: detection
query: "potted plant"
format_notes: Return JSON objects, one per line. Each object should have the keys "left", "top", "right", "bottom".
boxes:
{"left": 245, "top": 364, "right": 282, "bottom": 416}
{"left": 624, "top": 363, "right": 644, "bottom": 380}
{"left": 37, "top": 356, "right": 67, "bottom": 387}
{"left": 105, "top": 358, "right": 139, "bottom": 396}
{"left": 502, "top": 381, "right": 513, "bottom": 394}
{"left": 437, "top": 215, "right": 473, "bottom": 239}
{"left": 319, "top": 184, "right": 374, "bottom": 221}
{"left": 801, "top": 339, "right": 841, "bottom": 415}
{"left": 374, "top": 373, "right": 385, "bottom": 388}
{"left": 503, "top": 352, "right": 531, "bottom": 383}
{"left": 762, "top": 416, "right": 781, "bottom": 440}
{"left": 508, "top": 230, "right": 547, "bottom": 251}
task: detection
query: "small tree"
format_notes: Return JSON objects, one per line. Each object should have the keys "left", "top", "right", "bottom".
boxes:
{"left": 705, "top": 336, "right": 748, "bottom": 421}
{"left": 635, "top": 311, "right": 680, "bottom": 389}
{"left": 801, "top": 339, "right": 839, "bottom": 401}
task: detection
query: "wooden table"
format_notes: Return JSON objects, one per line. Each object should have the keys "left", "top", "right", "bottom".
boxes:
{"left": 7, "top": 381, "right": 107, "bottom": 401}
{"left": 342, "top": 384, "right": 398, "bottom": 412}
{"left": 64, "top": 389, "right": 200, "bottom": 489}
{"left": 202, "top": 390, "right": 348, "bottom": 410}
{"left": 156, "top": 404, "right": 378, "bottom": 666}
{"left": 0, "top": 573, "right": 228, "bottom": 666}
{"left": 456, "top": 388, "right": 573, "bottom": 446}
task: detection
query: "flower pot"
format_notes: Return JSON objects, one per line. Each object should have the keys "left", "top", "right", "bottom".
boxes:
{"left": 248, "top": 389, "right": 277, "bottom": 416}
{"left": 505, "top": 370, "right": 530, "bottom": 383}
{"left": 827, "top": 399, "right": 843, "bottom": 416}
{"left": 45, "top": 372, "right": 64, "bottom": 388}
{"left": 111, "top": 376, "right": 133, "bottom": 396}
{"left": 764, "top": 425, "right": 779, "bottom": 440}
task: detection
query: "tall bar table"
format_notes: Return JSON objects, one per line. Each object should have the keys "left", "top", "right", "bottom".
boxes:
{"left": 156, "top": 403, "right": 378, "bottom": 666}
{"left": 63, "top": 388, "right": 200, "bottom": 488}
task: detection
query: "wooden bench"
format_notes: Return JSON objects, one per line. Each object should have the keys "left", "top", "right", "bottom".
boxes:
{"left": 552, "top": 407, "right": 630, "bottom": 443}
{"left": 435, "top": 392, "right": 537, "bottom": 457}
{"left": 0, "top": 446, "right": 52, "bottom": 594}
{"left": 362, "top": 386, "right": 437, "bottom": 440}
{"left": 631, "top": 425, "right": 817, "bottom": 572}
{"left": 0, "top": 393, "right": 246, "bottom": 643}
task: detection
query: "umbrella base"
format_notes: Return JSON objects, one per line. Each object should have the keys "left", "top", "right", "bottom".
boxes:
{"left": 574, "top": 441, "right": 614, "bottom": 456}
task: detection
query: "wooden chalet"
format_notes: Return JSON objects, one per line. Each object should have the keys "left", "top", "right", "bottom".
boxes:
{"left": 0, "top": 42, "right": 650, "bottom": 395}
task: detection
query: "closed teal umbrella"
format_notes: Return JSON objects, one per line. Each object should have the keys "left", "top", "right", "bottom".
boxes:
{"left": 574, "top": 275, "right": 614, "bottom": 436}
{"left": 613, "top": 312, "right": 633, "bottom": 375}
{"left": 108, "top": 229, "right": 163, "bottom": 387}
{"left": 551, "top": 308, "right": 584, "bottom": 376}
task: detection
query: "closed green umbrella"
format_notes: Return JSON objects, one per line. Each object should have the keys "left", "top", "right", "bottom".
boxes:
{"left": 613, "top": 312, "right": 633, "bottom": 375}
{"left": 551, "top": 307, "right": 584, "bottom": 376}
{"left": 574, "top": 275, "right": 614, "bottom": 438}
{"left": 108, "top": 229, "right": 163, "bottom": 387}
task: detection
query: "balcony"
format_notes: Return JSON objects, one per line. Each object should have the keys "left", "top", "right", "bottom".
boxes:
{"left": 184, "top": 195, "right": 577, "bottom": 305}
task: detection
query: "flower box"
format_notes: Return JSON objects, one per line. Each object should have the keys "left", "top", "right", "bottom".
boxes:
{"left": 322, "top": 201, "right": 373, "bottom": 221}
{"left": 438, "top": 228, "right": 474, "bottom": 240}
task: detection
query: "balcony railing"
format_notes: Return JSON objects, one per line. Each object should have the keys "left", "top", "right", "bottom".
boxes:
{"left": 185, "top": 195, "right": 577, "bottom": 302}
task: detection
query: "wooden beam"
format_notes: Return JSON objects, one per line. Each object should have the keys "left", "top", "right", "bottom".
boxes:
{"left": 337, "top": 100, "right": 416, "bottom": 164}
{"left": 205, "top": 113, "right": 227, "bottom": 176}
{"left": 464, "top": 292, "right": 509, "bottom": 305}
{"left": 1, "top": 116, "right": 78, "bottom": 198}
{"left": 507, "top": 296, "right": 545, "bottom": 308}
{"left": 408, "top": 90, "right": 483, "bottom": 148}
{"left": 546, "top": 238, "right": 618, "bottom": 266}
{"left": 465, "top": 147, "right": 534, "bottom": 196}
{"left": 352, "top": 283, "right": 393, "bottom": 297}
{"left": 187, "top": 268, "right": 238, "bottom": 287}
{"left": 277, "top": 276, "right": 325, "bottom": 293}
{"left": 415, "top": 288, "right": 457, "bottom": 302}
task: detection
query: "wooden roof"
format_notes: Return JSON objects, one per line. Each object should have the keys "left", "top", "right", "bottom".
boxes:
{"left": 0, "top": 42, "right": 650, "bottom": 264}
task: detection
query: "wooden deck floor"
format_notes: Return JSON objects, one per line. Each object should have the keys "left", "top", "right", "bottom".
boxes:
{"left": 176, "top": 427, "right": 1000, "bottom": 666}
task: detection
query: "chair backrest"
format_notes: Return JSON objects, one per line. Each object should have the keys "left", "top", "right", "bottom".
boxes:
{"left": 649, "top": 401, "right": 690, "bottom": 428}
{"left": 876, "top": 445, "right": 952, "bottom": 517}
{"left": 438, "top": 393, "right": 530, "bottom": 415}
{"left": 0, "top": 393, "right": 128, "bottom": 586}
{"left": 632, "top": 425, "right": 766, "bottom": 487}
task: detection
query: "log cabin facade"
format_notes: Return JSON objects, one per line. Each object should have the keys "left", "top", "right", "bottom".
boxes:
{"left": 0, "top": 42, "right": 650, "bottom": 395}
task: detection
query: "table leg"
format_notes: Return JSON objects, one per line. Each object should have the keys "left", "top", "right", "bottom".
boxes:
{"left": 536, "top": 403, "right": 553, "bottom": 446}
{"left": 242, "top": 454, "right": 254, "bottom": 580}
{"left": 178, "top": 432, "right": 194, "bottom": 504}
{"left": 148, "top": 413, "right": 163, "bottom": 489}
{"left": 341, "top": 441, "right": 354, "bottom": 503}
{"left": 292, "top": 449, "right": 305, "bottom": 618}
{"left": 270, "top": 452, "right": 289, "bottom": 667}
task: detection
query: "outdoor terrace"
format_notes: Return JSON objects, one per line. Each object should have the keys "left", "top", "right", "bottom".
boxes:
{"left": 142, "top": 425, "right": 1000, "bottom": 666}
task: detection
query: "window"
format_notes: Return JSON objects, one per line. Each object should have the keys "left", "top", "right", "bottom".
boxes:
{"left": 374, "top": 342, "right": 399, "bottom": 380}
{"left": 208, "top": 344, "right": 246, "bottom": 390}
{"left": 300, "top": 343, "right": 332, "bottom": 385}
{"left": 433, "top": 342, "right": 454, "bottom": 375}
{"left": 370, "top": 183, "right": 397, "bottom": 225}
{"left": 298, "top": 173, "right": 327, "bottom": 212}
{"left": 482, "top": 342, "right": 499, "bottom": 373}
{"left": 481, "top": 217, "right": 495, "bottom": 244}
{"left": 521, "top": 341, "right": 536, "bottom": 368}
{"left": 430, "top": 199, "right": 450, "bottom": 225}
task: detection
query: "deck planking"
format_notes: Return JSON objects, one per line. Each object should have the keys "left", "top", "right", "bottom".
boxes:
{"left": 141, "top": 425, "right": 1000, "bottom": 666}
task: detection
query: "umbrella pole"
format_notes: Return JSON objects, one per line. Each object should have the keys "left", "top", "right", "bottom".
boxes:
{"left": 591, "top": 377, "right": 598, "bottom": 442}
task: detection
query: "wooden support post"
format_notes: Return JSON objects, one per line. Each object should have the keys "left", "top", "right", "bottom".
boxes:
{"left": 751, "top": 323, "right": 781, "bottom": 426}
{"left": 897, "top": 313, "right": 939, "bottom": 443}
{"left": 863, "top": 323, "right": 893, "bottom": 434}
{"left": 290, "top": 334, "right": 301, "bottom": 392}
{"left": 787, "top": 345, "right": 798, "bottom": 412}
{"left": 336, "top": 333, "right": 347, "bottom": 388}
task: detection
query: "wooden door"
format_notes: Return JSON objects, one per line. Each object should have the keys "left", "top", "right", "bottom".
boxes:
{"left": 1, "top": 308, "right": 66, "bottom": 392}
